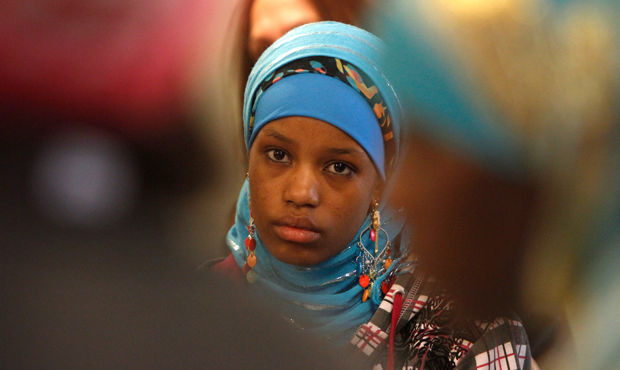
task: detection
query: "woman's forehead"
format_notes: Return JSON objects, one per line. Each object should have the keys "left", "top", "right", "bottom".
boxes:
{"left": 256, "top": 116, "right": 369, "bottom": 156}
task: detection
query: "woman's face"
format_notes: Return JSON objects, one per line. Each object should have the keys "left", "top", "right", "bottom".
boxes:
{"left": 248, "top": 0, "right": 322, "bottom": 62}
{"left": 248, "top": 116, "right": 381, "bottom": 266}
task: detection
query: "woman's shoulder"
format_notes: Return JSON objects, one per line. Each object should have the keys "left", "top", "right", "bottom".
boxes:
{"left": 348, "top": 268, "right": 532, "bottom": 369}
{"left": 198, "top": 254, "right": 246, "bottom": 285}
{"left": 396, "top": 274, "right": 531, "bottom": 369}
{"left": 395, "top": 285, "right": 532, "bottom": 370}
{"left": 454, "top": 315, "right": 531, "bottom": 370}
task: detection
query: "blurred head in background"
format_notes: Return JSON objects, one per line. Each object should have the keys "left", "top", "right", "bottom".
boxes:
{"left": 239, "top": 0, "right": 372, "bottom": 66}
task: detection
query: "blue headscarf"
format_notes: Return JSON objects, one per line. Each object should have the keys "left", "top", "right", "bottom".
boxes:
{"left": 251, "top": 72, "right": 387, "bottom": 179}
{"left": 226, "top": 22, "right": 408, "bottom": 345}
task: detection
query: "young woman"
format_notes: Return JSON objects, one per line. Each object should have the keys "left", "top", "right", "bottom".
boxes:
{"left": 214, "top": 22, "right": 532, "bottom": 370}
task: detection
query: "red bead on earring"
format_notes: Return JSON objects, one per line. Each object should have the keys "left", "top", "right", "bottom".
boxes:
{"left": 244, "top": 200, "right": 258, "bottom": 283}
{"left": 357, "top": 198, "right": 392, "bottom": 303}
{"left": 371, "top": 200, "right": 381, "bottom": 253}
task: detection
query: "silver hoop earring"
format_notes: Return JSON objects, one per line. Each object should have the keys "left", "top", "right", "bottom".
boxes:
{"left": 357, "top": 200, "right": 393, "bottom": 302}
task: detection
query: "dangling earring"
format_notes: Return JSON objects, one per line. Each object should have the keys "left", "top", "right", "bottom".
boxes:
{"left": 357, "top": 199, "right": 393, "bottom": 302}
{"left": 371, "top": 200, "right": 381, "bottom": 254}
{"left": 244, "top": 186, "right": 258, "bottom": 284}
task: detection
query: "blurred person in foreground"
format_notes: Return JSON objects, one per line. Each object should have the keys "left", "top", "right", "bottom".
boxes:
{"left": 212, "top": 21, "right": 532, "bottom": 370}
{"left": 374, "top": 0, "right": 620, "bottom": 367}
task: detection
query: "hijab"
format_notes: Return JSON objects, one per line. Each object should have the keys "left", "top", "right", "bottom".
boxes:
{"left": 226, "top": 21, "right": 408, "bottom": 345}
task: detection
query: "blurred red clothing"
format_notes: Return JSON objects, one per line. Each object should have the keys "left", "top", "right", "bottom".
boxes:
{"left": 0, "top": 0, "right": 217, "bottom": 136}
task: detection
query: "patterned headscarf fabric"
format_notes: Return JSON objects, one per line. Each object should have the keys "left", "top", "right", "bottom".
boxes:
{"left": 227, "top": 21, "right": 408, "bottom": 345}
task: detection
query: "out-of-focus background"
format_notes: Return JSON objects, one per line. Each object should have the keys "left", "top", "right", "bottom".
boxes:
{"left": 0, "top": 0, "right": 246, "bottom": 267}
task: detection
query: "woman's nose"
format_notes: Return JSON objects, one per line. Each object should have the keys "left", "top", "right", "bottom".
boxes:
{"left": 283, "top": 165, "right": 320, "bottom": 208}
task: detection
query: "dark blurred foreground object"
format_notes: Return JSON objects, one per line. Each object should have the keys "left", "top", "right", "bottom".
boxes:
{"left": 0, "top": 246, "right": 354, "bottom": 370}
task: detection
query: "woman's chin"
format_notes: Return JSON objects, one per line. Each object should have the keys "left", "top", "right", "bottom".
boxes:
{"left": 267, "top": 242, "right": 328, "bottom": 267}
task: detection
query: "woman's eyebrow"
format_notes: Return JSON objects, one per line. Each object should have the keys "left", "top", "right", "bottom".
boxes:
{"left": 327, "top": 147, "right": 366, "bottom": 157}
{"left": 263, "top": 129, "right": 294, "bottom": 144}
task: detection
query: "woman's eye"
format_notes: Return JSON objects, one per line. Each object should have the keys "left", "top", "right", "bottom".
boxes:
{"left": 326, "top": 162, "right": 353, "bottom": 175}
{"left": 266, "top": 149, "right": 290, "bottom": 163}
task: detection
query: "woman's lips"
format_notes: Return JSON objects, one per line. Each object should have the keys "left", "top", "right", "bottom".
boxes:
{"left": 273, "top": 225, "right": 321, "bottom": 244}
{"left": 273, "top": 215, "right": 321, "bottom": 244}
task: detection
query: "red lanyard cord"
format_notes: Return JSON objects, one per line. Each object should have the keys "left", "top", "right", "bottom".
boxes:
{"left": 386, "top": 291, "right": 403, "bottom": 370}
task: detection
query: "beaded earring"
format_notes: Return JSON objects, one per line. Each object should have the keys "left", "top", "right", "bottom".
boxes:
{"left": 244, "top": 183, "right": 258, "bottom": 284}
{"left": 371, "top": 199, "right": 381, "bottom": 253}
{"left": 358, "top": 200, "right": 394, "bottom": 302}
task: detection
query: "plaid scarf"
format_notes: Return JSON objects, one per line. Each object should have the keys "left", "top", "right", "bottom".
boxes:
{"left": 347, "top": 264, "right": 532, "bottom": 370}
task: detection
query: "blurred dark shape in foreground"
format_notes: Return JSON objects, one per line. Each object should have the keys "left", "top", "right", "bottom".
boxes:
{"left": 0, "top": 244, "right": 352, "bottom": 369}
{"left": 390, "top": 133, "right": 540, "bottom": 319}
